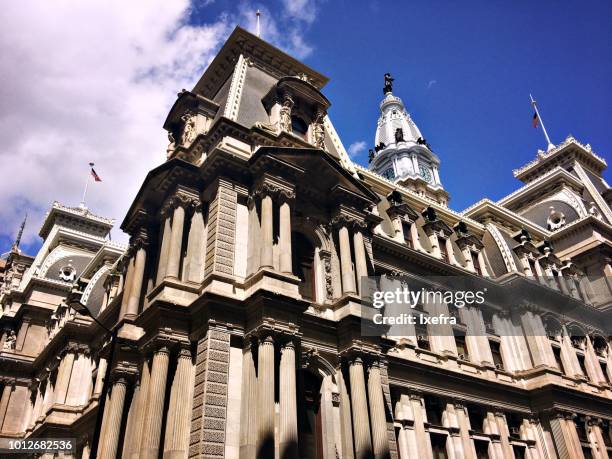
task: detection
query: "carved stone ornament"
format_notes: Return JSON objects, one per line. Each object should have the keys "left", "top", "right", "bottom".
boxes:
{"left": 278, "top": 94, "right": 294, "bottom": 133}
{"left": 2, "top": 330, "right": 16, "bottom": 351}
{"left": 181, "top": 111, "right": 198, "bottom": 146}
{"left": 312, "top": 110, "right": 326, "bottom": 149}
{"left": 252, "top": 181, "right": 295, "bottom": 202}
{"left": 166, "top": 131, "right": 176, "bottom": 159}
{"left": 160, "top": 193, "right": 200, "bottom": 218}
{"left": 330, "top": 213, "right": 368, "bottom": 232}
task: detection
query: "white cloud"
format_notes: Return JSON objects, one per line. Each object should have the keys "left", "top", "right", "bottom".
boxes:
{"left": 348, "top": 141, "right": 367, "bottom": 158}
{"left": 427, "top": 79, "right": 437, "bottom": 89}
{"left": 0, "top": 1, "right": 319, "bottom": 249}
{"left": 281, "top": 0, "right": 319, "bottom": 24}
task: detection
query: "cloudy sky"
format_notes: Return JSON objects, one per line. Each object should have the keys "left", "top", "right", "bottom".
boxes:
{"left": 1, "top": 0, "right": 611, "bottom": 255}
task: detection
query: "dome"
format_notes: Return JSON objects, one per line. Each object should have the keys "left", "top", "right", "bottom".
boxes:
{"left": 374, "top": 93, "right": 423, "bottom": 148}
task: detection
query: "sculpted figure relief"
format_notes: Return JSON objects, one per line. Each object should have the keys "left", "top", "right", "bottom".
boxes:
{"left": 3, "top": 330, "right": 16, "bottom": 350}
{"left": 166, "top": 132, "right": 176, "bottom": 158}
{"left": 181, "top": 112, "right": 197, "bottom": 145}
{"left": 313, "top": 111, "right": 326, "bottom": 149}
{"left": 279, "top": 95, "right": 294, "bottom": 133}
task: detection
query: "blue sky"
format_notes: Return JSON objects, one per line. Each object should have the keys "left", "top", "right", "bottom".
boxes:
{"left": 227, "top": 0, "right": 612, "bottom": 210}
{"left": 1, "top": 0, "right": 610, "bottom": 256}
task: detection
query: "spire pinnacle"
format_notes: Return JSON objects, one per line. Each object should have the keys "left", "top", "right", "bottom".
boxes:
{"left": 11, "top": 213, "right": 27, "bottom": 252}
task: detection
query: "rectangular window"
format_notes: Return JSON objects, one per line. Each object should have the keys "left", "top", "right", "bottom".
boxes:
{"left": 512, "top": 445, "right": 526, "bottom": 459}
{"left": 402, "top": 222, "right": 413, "bottom": 248}
{"left": 528, "top": 259, "right": 539, "bottom": 281}
{"left": 601, "top": 361, "right": 609, "bottom": 383}
{"left": 455, "top": 333, "right": 469, "bottom": 361}
{"left": 415, "top": 323, "right": 430, "bottom": 351}
{"left": 577, "top": 354, "right": 589, "bottom": 380}
{"left": 439, "top": 237, "right": 448, "bottom": 262}
{"left": 576, "top": 419, "right": 588, "bottom": 442}
{"left": 472, "top": 251, "right": 482, "bottom": 275}
{"left": 552, "top": 346, "right": 565, "bottom": 374}
{"left": 490, "top": 340, "right": 504, "bottom": 370}
{"left": 430, "top": 433, "right": 448, "bottom": 459}
{"left": 424, "top": 395, "right": 443, "bottom": 426}
{"left": 467, "top": 404, "right": 486, "bottom": 433}
{"left": 474, "top": 440, "right": 490, "bottom": 459}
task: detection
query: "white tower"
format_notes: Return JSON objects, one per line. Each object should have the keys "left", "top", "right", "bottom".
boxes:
{"left": 369, "top": 75, "right": 449, "bottom": 205}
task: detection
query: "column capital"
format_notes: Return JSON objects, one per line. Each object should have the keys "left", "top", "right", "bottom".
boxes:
{"left": 330, "top": 207, "right": 367, "bottom": 232}
{"left": 177, "top": 343, "right": 193, "bottom": 360}
{"left": 160, "top": 187, "right": 201, "bottom": 218}
{"left": 252, "top": 177, "right": 295, "bottom": 202}
{"left": 129, "top": 227, "right": 150, "bottom": 252}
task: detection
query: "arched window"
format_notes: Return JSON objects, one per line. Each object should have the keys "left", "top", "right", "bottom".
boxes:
{"left": 291, "top": 116, "right": 308, "bottom": 139}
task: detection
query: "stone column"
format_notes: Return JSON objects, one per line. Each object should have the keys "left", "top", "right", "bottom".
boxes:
{"left": 520, "top": 309, "right": 557, "bottom": 369}
{"left": 183, "top": 204, "right": 206, "bottom": 283}
{"left": 260, "top": 193, "right": 274, "bottom": 269}
{"left": 124, "top": 358, "right": 150, "bottom": 459}
{"left": 337, "top": 369, "right": 355, "bottom": 459}
{"left": 164, "top": 345, "right": 194, "bottom": 458}
{"left": 257, "top": 334, "right": 275, "bottom": 458}
{"left": 156, "top": 215, "right": 172, "bottom": 284}
{"left": 339, "top": 225, "right": 356, "bottom": 294}
{"left": 140, "top": 346, "right": 170, "bottom": 458}
{"left": 97, "top": 377, "right": 128, "bottom": 459}
{"left": 240, "top": 338, "right": 258, "bottom": 459}
{"left": 93, "top": 357, "right": 107, "bottom": 396}
{"left": 445, "top": 238, "right": 458, "bottom": 266}
{"left": 367, "top": 361, "right": 389, "bottom": 459}
{"left": 126, "top": 232, "right": 148, "bottom": 318}
{"left": 279, "top": 199, "right": 293, "bottom": 274}
{"left": 349, "top": 356, "right": 373, "bottom": 459}
{"left": 54, "top": 350, "right": 75, "bottom": 405}
{"left": 353, "top": 230, "right": 368, "bottom": 296}
{"left": 119, "top": 256, "right": 136, "bottom": 317}
{"left": 279, "top": 340, "right": 298, "bottom": 458}
{"left": 0, "top": 384, "right": 13, "bottom": 430}
{"left": 166, "top": 203, "right": 186, "bottom": 279}
{"left": 476, "top": 251, "right": 490, "bottom": 277}
{"left": 410, "top": 224, "right": 423, "bottom": 252}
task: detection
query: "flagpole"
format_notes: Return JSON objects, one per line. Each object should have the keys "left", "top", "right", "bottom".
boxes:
{"left": 80, "top": 163, "right": 93, "bottom": 209}
{"left": 530, "top": 94, "right": 555, "bottom": 151}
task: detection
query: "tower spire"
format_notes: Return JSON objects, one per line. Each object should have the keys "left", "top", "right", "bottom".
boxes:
{"left": 530, "top": 94, "right": 555, "bottom": 152}
{"left": 11, "top": 213, "right": 27, "bottom": 252}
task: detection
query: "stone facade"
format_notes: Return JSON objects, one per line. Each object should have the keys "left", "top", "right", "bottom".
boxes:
{"left": 1, "top": 26, "right": 611, "bottom": 459}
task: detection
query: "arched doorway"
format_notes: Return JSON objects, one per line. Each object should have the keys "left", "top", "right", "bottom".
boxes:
{"left": 300, "top": 370, "right": 324, "bottom": 459}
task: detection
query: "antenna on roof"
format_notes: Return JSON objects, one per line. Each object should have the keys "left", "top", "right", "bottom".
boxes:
{"left": 256, "top": 9, "right": 261, "bottom": 38}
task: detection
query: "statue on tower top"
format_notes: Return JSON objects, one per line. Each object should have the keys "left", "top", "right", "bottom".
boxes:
{"left": 383, "top": 73, "right": 394, "bottom": 94}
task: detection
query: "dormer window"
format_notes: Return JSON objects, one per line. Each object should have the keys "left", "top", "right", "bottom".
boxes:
{"left": 291, "top": 116, "right": 308, "bottom": 139}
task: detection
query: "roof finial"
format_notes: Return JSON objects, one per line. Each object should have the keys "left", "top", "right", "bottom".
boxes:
{"left": 11, "top": 213, "right": 27, "bottom": 252}
{"left": 530, "top": 94, "right": 555, "bottom": 152}
{"left": 383, "top": 73, "right": 394, "bottom": 94}
{"left": 256, "top": 9, "right": 261, "bottom": 38}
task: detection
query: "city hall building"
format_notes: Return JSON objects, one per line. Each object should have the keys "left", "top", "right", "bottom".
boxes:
{"left": 1, "top": 26, "right": 611, "bottom": 459}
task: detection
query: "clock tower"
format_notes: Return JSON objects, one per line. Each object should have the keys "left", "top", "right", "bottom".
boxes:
{"left": 368, "top": 75, "right": 449, "bottom": 205}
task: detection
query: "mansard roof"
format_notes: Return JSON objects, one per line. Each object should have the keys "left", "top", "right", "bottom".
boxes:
{"left": 192, "top": 26, "right": 329, "bottom": 101}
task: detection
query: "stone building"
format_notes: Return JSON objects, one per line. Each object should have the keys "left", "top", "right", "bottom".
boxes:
{"left": 0, "top": 26, "right": 611, "bottom": 459}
